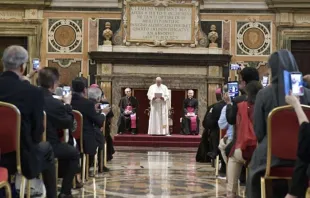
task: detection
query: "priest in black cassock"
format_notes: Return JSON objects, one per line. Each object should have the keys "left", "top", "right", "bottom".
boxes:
{"left": 181, "top": 90, "right": 200, "bottom": 135}
{"left": 117, "top": 88, "right": 139, "bottom": 134}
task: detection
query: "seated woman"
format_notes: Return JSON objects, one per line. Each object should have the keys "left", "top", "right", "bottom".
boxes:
{"left": 285, "top": 92, "right": 310, "bottom": 198}
{"left": 225, "top": 81, "right": 262, "bottom": 198}
{"left": 246, "top": 50, "right": 310, "bottom": 198}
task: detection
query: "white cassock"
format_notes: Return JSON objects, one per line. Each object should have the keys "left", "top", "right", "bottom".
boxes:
{"left": 147, "top": 84, "right": 170, "bottom": 135}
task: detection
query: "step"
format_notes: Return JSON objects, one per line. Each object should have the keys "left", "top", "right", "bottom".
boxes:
{"left": 113, "top": 140, "right": 200, "bottom": 147}
{"left": 114, "top": 135, "right": 201, "bottom": 142}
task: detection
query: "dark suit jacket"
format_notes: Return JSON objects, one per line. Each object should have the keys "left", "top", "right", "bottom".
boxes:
{"left": 42, "top": 88, "right": 74, "bottom": 146}
{"left": 0, "top": 71, "right": 44, "bottom": 177}
{"left": 71, "top": 93, "right": 105, "bottom": 155}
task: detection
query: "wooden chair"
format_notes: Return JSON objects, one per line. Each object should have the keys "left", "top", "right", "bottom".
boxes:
{"left": 0, "top": 102, "right": 30, "bottom": 198}
{"left": 215, "top": 129, "right": 227, "bottom": 176}
{"left": 261, "top": 105, "right": 310, "bottom": 198}
{"left": 72, "top": 110, "right": 87, "bottom": 183}
{"left": 100, "top": 121, "right": 107, "bottom": 173}
{"left": 0, "top": 167, "right": 12, "bottom": 198}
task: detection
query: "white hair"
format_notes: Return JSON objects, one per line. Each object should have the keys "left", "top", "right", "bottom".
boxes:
{"left": 88, "top": 87, "right": 102, "bottom": 101}
{"left": 2, "top": 45, "right": 28, "bottom": 71}
{"left": 125, "top": 88, "right": 131, "bottom": 92}
{"left": 188, "top": 89, "right": 194, "bottom": 94}
{"left": 156, "top": 77, "right": 162, "bottom": 81}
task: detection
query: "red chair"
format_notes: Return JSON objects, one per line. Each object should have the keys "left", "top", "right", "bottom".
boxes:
{"left": 0, "top": 102, "right": 29, "bottom": 198}
{"left": 0, "top": 167, "right": 12, "bottom": 198}
{"left": 261, "top": 105, "right": 310, "bottom": 198}
{"left": 215, "top": 129, "right": 227, "bottom": 176}
{"left": 72, "top": 110, "right": 87, "bottom": 183}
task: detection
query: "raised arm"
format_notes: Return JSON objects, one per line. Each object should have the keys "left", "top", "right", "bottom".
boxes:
{"left": 218, "top": 105, "right": 228, "bottom": 130}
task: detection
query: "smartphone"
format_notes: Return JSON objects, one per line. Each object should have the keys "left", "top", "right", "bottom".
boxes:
{"left": 230, "top": 64, "right": 240, "bottom": 70}
{"left": 290, "top": 72, "right": 304, "bottom": 96}
{"left": 32, "top": 58, "right": 40, "bottom": 70}
{"left": 262, "top": 76, "right": 269, "bottom": 87}
{"left": 227, "top": 81, "right": 239, "bottom": 98}
{"left": 283, "top": 70, "right": 291, "bottom": 96}
{"left": 63, "top": 86, "right": 71, "bottom": 96}
{"left": 100, "top": 104, "right": 109, "bottom": 109}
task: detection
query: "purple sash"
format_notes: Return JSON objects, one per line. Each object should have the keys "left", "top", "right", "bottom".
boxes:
{"left": 187, "top": 107, "right": 197, "bottom": 131}
{"left": 126, "top": 106, "right": 136, "bottom": 128}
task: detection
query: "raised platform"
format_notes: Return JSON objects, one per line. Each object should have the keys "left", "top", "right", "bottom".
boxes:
{"left": 113, "top": 134, "right": 201, "bottom": 147}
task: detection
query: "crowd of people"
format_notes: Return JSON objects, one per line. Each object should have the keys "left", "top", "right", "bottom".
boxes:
{"left": 1, "top": 44, "right": 310, "bottom": 198}
{"left": 0, "top": 46, "right": 115, "bottom": 198}
{"left": 197, "top": 49, "right": 310, "bottom": 198}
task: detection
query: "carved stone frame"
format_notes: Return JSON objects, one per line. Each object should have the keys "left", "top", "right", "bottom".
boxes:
{"left": 0, "top": 20, "right": 42, "bottom": 74}
{"left": 278, "top": 27, "right": 310, "bottom": 50}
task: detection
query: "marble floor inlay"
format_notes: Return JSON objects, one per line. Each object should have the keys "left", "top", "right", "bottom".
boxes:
{"left": 71, "top": 147, "right": 244, "bottom": 198}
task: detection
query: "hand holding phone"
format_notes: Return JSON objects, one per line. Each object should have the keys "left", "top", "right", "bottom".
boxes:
{"left": 32, "top": 58, "right": 40, "bottom": 71}
{"left": 290, "top": 72, "right": 304, "bottom": 96}
{"left": 63, "top": 93, "right": 72, "bottom": 105}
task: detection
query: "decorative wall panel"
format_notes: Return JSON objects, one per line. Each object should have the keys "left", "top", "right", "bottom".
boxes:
{"left": 236, "top": 21, "right": 271, "bottom": 56}
{"left": 98, "top": 19, "right": 121, "bottom": 46}
{"left": 48, "top": 59, "right": 82, "bottom": 85}
{"left": 88, "top": 18, "right": 98, "bottom": 51}
{"left": 48, "top": 19, "right": 83, "bottom": 53}
{"left": 222, "top": 20, "right": 231, "bottom": 54}
{"left": 201, "top": 21, "right": 223, "bottom": 48}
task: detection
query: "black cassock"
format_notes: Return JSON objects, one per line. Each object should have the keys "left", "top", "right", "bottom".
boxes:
{"left": 117, "top": 96, "right": 138, "bottom": 134}
{"left": 181, "top": 98, "right": 200, "bottom": 135}
{"left": 101, "top": 100, "right": 115, "bottom": 161}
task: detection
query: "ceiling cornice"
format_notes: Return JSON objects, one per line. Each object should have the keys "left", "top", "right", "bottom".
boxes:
{"left": 50, "top": 0, "right": 119, "bottom": 8}
{"left": 0, "top": 0, "right": 51, "bottom": 9}
{"left": 266, "top": 0, "right": 310, "bottom": 10}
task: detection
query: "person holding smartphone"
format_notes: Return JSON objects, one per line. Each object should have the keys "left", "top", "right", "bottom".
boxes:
{"left": 246, "top": 50, "right": 310, "bottom": 198}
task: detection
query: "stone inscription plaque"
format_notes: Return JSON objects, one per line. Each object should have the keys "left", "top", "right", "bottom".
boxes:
{"left": 127, "top": 4, "right": 194, "bottom": 43}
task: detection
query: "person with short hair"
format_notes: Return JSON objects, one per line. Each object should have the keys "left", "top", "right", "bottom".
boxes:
{"left": 71, "top": 77, "right": 110, "bottom": 173}
{"left": 226, "top": 81, "right": 262, "bottom": 198}
{"left": 117, "top": 88, "right": 138, "bottom": 135}
{"left": 0, "top": 45, "right": 56, "bottom": 198}
{"left": 147, "top": 77, "right": 170, "bottom": 135}
{"left": 180, "top": 89, "right": 199, "bottom": 135}
{"left": 87, "top": 87, "right": 110, "bottom": 172}
{"left": 38, "top": 67, "right": 80, "bottom": 198}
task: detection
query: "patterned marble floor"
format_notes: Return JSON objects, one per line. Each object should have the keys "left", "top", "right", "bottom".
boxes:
{"left": 71, "top": 147, "right": 245, "bottom": 198}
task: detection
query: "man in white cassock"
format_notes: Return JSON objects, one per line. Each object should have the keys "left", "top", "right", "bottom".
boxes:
{"left": 147, "top": 77, "right": 170, "bottom": 135}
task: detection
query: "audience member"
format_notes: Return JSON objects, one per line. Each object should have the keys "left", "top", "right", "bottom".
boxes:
{"left": 218, "top": 85, "right": 233, "bottom": 165}
{"left": 38, "top": 68, "right": 80, "bottom": 198}
{"left": 71, "top": 77, "right": 110, "bottom": 173}
{"left": 226, "top": 81, "right": 262, "bottom": 198}
{"left": 226, "top": 67, "right": 259, "bottom": 125}
{"left": 196, "top": 89, "right": 221, "bottom": 163}
{"left": 0, "top": 46, "right": 56, "bottom": 198}
{"left": 205, "top": 89, "right": 226, "bottom": 174}
{"left": 284, "top": 92, "right": 310, "bottom": 198}
{"left": 87, "top": 87, "right": 109, "bottom": 172}
{"left": 246, "top": 50, "right": 310, "bottom": 198}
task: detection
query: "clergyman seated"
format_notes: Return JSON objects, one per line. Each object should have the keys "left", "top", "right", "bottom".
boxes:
{"left": 117, "top": 88, "right": 138, "bottom": 135}
{"left": 181, "top": 90, "right": 200, "bottom": 135}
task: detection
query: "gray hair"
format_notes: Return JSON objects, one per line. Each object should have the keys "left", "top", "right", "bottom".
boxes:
{"left": 88, "top": 87, "right": 102, "bottom": 101}
{"left": 2, "top": 45, "right": 28, "bottom": 71}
